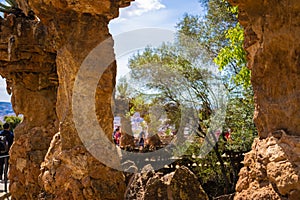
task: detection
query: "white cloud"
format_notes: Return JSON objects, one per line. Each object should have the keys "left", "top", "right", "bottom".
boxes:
{"left": 109, "top": 9, "right": 175, "bottom": 35}
{"left": 0, "top": 78, "right": 10, "bottom": 102}
{"left": 122, "top": 0, "right": 165, "bottom": 17}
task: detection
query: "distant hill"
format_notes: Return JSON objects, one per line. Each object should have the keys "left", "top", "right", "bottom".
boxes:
{"left": 0, "top": 102, "right": 15, "bottom": 121}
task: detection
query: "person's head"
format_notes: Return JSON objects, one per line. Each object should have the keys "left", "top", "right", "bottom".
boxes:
{"left": 115, "top": 127, "right": 120, "bottom": 132}
{"left": 3, "top": 123, "right": 10, "bottom": 130}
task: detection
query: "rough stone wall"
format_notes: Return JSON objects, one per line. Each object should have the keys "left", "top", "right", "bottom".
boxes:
{"left": 0, "top": 0, "right": 134, "bottom": 199}
{"left": 0, "top": 16, "right": 58, "bottom": 199}
{"left": 235, "top": 131, "right": 300, "bottom": 200}
{"left": 25, "top": 0, "right": 133, "bottom": 199}
{"left": 37, "top": 12, "right": 126, "bottom": 199}
{"left": 227, "top": 0, "right": 300, "bottom": 199}
{"left": 230, "top": 0, "right": 300, "bottom": 138}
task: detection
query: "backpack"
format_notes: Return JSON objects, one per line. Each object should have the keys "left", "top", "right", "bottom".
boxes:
{"left": 0, "top": 136, "right": 9, "bottom": 154}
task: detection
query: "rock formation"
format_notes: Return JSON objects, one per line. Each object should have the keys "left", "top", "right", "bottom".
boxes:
{"left": 145, "top": 134, "right": 162, "bottom": 151}
{"left": 0, "top": 0, "right": 134, "bottom": 199}
{"left": 114, "top": 98, "right": 136, "bottom": 150}
{"left": 0, "top": 15, "right": 58, "bottom": 199}
{"left": 125, "top": 165, "right": 209, "bottom": 200}
{"left": 120, "top": 132, "right": 135, "bottom": 150}
{"left": 229, "top": 0, "right": 300, "bottom": 138}
{"left": 228, "top": 0, "right": 300, "bottom": 199}
{"left": 235, "top": 131, "right": 300, "bottom": 200}
{"left": 0, "top": 0, "right": 299, "bottom": 199}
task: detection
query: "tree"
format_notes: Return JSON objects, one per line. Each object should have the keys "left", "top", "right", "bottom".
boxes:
{"left": 122, "top": 0, "right": 257, "bottom": 196}
{"left": 213, "top": 9, "right": 250, "bottom": 89}
{"left": 3, "top": 115, "right": 22, "bottom": 131}
{"left": 177, "top": 0, "right": 251, "bottom": 91}
{"left": 128, "top": 41, "right": 235, "bottom": 193}
{"left": 128, "top": 44, "right": 216, "bottom": 130}
{"left": 177, "top": 0, "right": 237, "bottom": 59}
{"left": 116, "top": 76, "right": 130, "bottom": 99}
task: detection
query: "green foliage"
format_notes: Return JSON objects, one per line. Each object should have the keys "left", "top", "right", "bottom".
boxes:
{"left": 120, "top": 0, "right": 257, "bottom": 196}
{"left": 177, "top": 1, "right": 251, "bottom": 91}
{"left": 224, "top": 90, "right": 257, "bottom": 152}
{"left": 3, "top": 115, "right": 22, "bottom": 131}
{"left": 116, "top": 76, "right": 129, "bottom": 99}
{"left": 128, "top": 43, "right": 215, "bottom": 133}
{"left": 177, "top": 0, "right": 237, "bottom": 59}
{"left": 214, "top": 23, "right": 251, "bottom": 89}
{"left": 128, "top": 95, "right": 150, "bottom": 119}
{"left": 126, "top": 0, "right": 256, "bottom": 148}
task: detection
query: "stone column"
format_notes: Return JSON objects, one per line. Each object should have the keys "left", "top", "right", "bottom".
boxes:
{"left": 0, "top": 16, "right": 58, "bottom": 199}
{"left": 20, "top": 0, "right": 134, "bottom": 199}
{"left": 228, "top": 0, "right": 300, "bottom": 199}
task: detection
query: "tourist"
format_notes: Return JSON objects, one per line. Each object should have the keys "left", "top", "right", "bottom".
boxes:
{"left": 0, "top": 123, "right": 14, "bottom": 181}
{"left": 138, "top": 131, "right": 145, "bottom": 151}
{"left": 113, "top": 127, "right": 121, "bottom": 146}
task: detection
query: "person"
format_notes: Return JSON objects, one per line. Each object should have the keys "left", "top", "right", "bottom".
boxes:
{"left": 0, "top": 123, "right": 14, "bottom": 180}
{"left": 138, "top": 131, "right": 145, "bottom": 151}
{"left": 112, "top": 126, "right": 120, "bottom": 144}
{"left": 113, "top": 127, "right": 121, "bottom": 146}
{"left": 224, "top": 128, "right": 232, "bottom": 141}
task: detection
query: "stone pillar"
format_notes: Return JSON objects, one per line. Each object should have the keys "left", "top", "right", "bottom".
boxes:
{"left": 228, "top": 0, "right": 300, "bottom": 199}
{"left": 230, "top": 0, "right": 300, "bottom": 138}
{"left": 0, "top": 17, "right": 58, "bottom": 199}
{"left": 38, "top": 14, "right": 126, "bottom": 199}
{"left": 19, "top": 0, "right": 134, "bottom": 199}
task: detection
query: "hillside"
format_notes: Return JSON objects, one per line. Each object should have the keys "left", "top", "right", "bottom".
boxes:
{"left": 0, "top": 102, "right": 15, "bottom": 121}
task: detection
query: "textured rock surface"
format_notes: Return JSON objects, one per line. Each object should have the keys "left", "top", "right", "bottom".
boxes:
{"left": 120, "top": 132, "right": 135, "bottom": 150}
{"left": 39, "top": 133, "right": 125, "bottom": 199}
{"left": 230, "top": 0, "right": 300, "bottom": 138}
{"left": 145, "top": 134, "right": 162, "bottom": 150}
{"left": 0, "top": 16, "right": 58, "bottom": 199}
{"left": 28, "top": 1, "right": 130, "bottom": 199}
{"left": 125, "top": 165, "right": 209, "bottom": 200}
{"left": 0, "top": 0, "right": 134, "bottom": 199}
{"left": 1, "top": 0, "right": 299, "bottom": 199}
{"left": 227, "top": 0, "right": 300, "bottom": 199}
{"left": 234, "top": 131, "right": 300, "bottom": 199}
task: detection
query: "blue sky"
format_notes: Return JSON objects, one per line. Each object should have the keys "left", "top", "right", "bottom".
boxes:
{"left": 109, "top": 0, "right": 202, "bottom": 34}
{"left": 0, "top": 0, "right": 203, "bottom": 102}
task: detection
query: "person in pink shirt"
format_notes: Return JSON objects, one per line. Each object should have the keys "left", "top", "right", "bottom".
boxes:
{"left": 114, "top": 127, "right": 121, "bottom": 145}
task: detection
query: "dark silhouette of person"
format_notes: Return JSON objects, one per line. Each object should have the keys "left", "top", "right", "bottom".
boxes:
{"left": 0, "top": 123, "right": 14, "bottom": 180}
{"left": 139, "top": 131, "right": 145, "bottom": 151}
